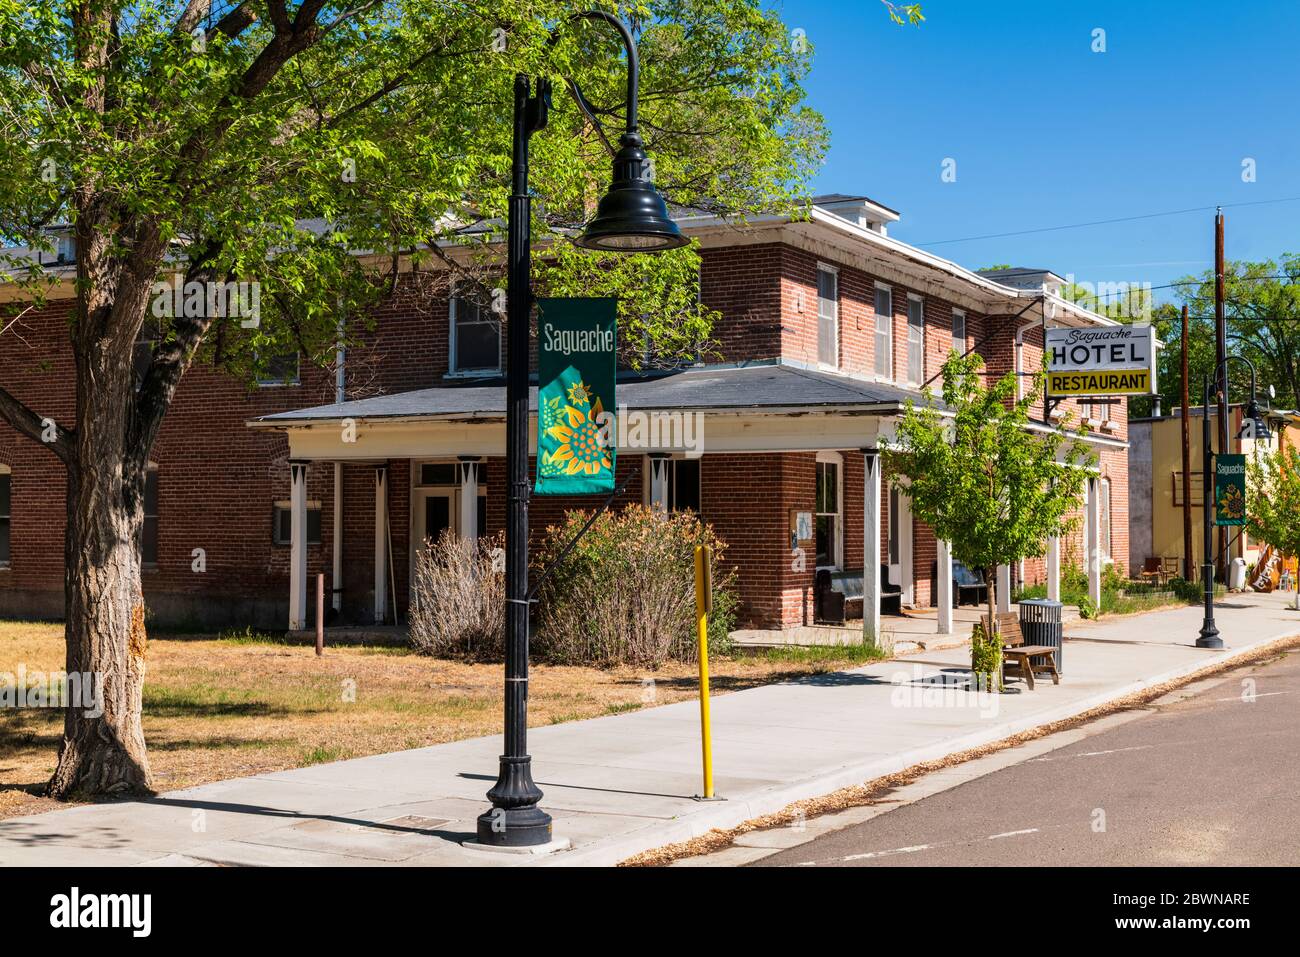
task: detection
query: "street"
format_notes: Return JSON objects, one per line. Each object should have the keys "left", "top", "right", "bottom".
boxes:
{"left": 752, "top": 649, "right": 1300, "bottom": 867}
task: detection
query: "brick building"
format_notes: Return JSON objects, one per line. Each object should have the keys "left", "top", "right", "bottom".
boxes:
{"left": 0, "top": 195, "right": 1129, "bottom": 636}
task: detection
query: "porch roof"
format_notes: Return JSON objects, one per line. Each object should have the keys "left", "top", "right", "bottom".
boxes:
{"left": 250, "top": 361, "right": 939, "bottom": 428}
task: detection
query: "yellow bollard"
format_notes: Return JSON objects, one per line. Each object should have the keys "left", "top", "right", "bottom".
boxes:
{"left": 694, "top": 544, "right": 716, "bottom": 799}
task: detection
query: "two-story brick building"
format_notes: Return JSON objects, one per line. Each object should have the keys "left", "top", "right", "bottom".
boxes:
{"left": 0, "top": 195, "right": 1129, "bottom": 638}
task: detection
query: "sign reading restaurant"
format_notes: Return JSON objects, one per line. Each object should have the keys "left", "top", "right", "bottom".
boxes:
{"left": 1045, "top": 325, "right": 1158, "bottom": 397}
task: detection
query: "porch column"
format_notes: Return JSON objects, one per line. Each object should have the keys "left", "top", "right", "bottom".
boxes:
{"left": 332, "top": 462, "right": 343, "bottom": 613}
{"left": 1086, "top": 475, "right": 1102, "bottom": 609}
{"left": 648, "top": 453, "right": 670, "bottom": 513}
{"left": 374, "top": 463, "right": 389, "bottom": 625}
{"left": 1047, "top": 535, "right": 1061, "bottom": 602}
{"left": 936, "top": 538, "right": 953, "bottom": 635}
{"left": 862, "top": 449, "right": 883, "bottom": 647}
{"left": 459, "top": 457, "right": 480, "bottom": 542}
{"left": 996, "top": 564, "right": 1011, "bottom": 614}
{"left": 288, "top": 460, "right": 308, "bottom": 631}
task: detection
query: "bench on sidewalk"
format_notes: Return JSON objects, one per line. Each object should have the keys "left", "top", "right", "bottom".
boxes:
{"left": 997, "top": 612, "right": 1060, "bottom": 691}
{"left": 814, "top": 566, "right": 901, "bottom": 624}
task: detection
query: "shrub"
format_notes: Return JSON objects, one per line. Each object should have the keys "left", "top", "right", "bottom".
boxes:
{"left": 970, "top": 619, "right": 1002, "bottom": 691}
{"left": 534, "top": 505, "right": 736, "bottom": 669}
{"left": 408, "top": 530, "right": 506, "bottom": 661}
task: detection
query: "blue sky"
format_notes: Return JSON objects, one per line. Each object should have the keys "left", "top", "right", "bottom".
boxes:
{"left": 788, "top": 0, "right": 1300, "bottom": 303}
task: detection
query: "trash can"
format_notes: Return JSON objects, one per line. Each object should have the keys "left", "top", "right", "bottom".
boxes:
{"left": 1019, "top": 598, "right": 1064, "bottom": 675}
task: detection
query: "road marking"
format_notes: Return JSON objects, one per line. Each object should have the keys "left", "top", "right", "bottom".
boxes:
{"left": 793, "top": 827, "right": 1043, "bottom": 867}
{"left": 1211, "top": 690, "right": 1293, "bottom": 701}
{"left": 1030, "top": 745, "right": 1153, "bottom": 762}
{"left": 988, "top": 828, "right": 1039, "bottom": 840}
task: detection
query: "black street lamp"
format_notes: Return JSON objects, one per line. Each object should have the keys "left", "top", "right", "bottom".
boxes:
{"left": 1198, "top": 355, "right": 1270, "bottom": 650}
{"left": 477, "top": 12, "right": 685, "bottom": 848}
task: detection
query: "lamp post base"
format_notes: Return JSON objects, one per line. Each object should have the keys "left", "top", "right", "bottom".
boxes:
{"left": 476, "top": 754, "right": 553, "bottom": 847}
{"left": 1196, "top": 625, "right": 1224, "bottom": 649}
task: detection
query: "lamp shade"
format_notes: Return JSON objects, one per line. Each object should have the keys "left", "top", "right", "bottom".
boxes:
{"left": 1243, "top": 398, "right": 1272, "bottom": 442}
{"left": 576, "top": 132, "right": 687, "bottom": 253}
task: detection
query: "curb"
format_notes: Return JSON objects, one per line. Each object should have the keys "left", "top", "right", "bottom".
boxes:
{"left": 541, "top": 631, "right": 1295, "bottom": 867}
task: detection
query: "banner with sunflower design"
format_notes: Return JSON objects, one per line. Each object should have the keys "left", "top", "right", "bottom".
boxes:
{"left": 535, "top": 297, "right": 618, "bottom": 495}
{"left": 1214, "top": 453, "right": 1247, "bottom": 526}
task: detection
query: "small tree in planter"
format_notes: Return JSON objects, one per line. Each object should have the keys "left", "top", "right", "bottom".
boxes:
{"left": 1246, "top": 444, "right": 1300, "bottom": 610}
{"left": 883, "top": 353, "right": 1093, "bottom": 689}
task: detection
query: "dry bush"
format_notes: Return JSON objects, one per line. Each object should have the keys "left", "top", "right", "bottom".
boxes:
{"left": 534, "top": 505, "right": 735, "bottom": 669}
{"left": 408, "top": 530, "right": 505, "bottom": 661}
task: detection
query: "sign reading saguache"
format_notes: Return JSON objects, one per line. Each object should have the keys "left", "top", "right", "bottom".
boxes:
{"left": 535, "top": 297, "right": 618, "bottom": 496}
{"left": 1214, "top": 453, "right": 1247, "bottom": 526}
{"left": 1045, "top": 325, "right": 1157, "bottom": 398}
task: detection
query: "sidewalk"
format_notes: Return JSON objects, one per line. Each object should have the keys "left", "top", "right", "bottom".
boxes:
{"left": 2, "top": 592, "right": 1297, "bottom": 867}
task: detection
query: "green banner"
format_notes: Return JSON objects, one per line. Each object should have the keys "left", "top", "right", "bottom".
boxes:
{"left": 535, "top": 297, "right": 618, "bottom": 495}
{"left": 1214, "top": 453, "right": 1247, "bottom": 526}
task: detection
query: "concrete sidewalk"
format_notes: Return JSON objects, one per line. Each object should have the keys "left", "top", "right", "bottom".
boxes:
{"left": 3, "top": 592, "right": 1297, "bottom": 867}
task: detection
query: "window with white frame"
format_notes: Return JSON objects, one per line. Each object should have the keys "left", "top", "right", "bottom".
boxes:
{"left": 450, "top": 289, "right": 502, "bottom": 374}
{"left": 256, "top": 350, "right": 301, "bottom": 387}
{"left": 817, "top": 265, "right": 838, "bottom": 367}
{"left": 0, "top": 466, "right": 10, "bottom": 567}
{"left": 873, "top": 283, "right": 893, "bottom": 379}
{"left": 907, "top": 294, "right": 925, "bottom": 384}
{"left": 273, "top": 501, "right": 322, "bottom": 545}
{"left": 815, "top": 452, "right": 843, "bottom": 568}
{"left": 951, "top": 308, "right": 966, "bottom": 352}
{"left": 1100, "top": 477, "right": 1112, "bottom": 560}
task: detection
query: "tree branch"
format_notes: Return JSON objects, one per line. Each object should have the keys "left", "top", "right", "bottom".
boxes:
{"left": 0, "top": 384, "right": 74, "bottom": 462}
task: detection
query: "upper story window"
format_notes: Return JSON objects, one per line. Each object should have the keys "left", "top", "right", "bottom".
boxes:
{"left": 0, "top": 467, "right": 10, "bottom": 567}
{"left": 952, "top": 308, "right": 966, "bottom": 352}
{"left": 873, "top": 283, "right": 893, "bottom": 380}
{"left": 907, "top": 294, "right": 925, "bottom": 385}
{"left": 450, "top": 291, "right": 502, "bottom": 375}
{"left": 816, "top": 265, "right": 839, "bottom": 367}
{"left": 257, "top": 350, "right": 301, "bottom": 387}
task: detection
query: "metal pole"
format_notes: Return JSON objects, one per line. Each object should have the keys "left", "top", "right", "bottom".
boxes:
{"left": 476, "top": 74, "right": 552, "bottom": 847}
{"left": 694, "top": 545, "right": 715, "bottom": 800}
{"left": 1198, "top": 374, "right": 1223, "bottom": 648}
{"left": 1214, "top": 209, "right": 1229, "bottom": 580}
{"left": 1180, "top": 305, "right": 1193, "bottom": 579}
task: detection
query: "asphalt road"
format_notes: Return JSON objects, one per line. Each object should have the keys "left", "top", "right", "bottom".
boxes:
{"left": 754, "top": 649, "right": 1300, "bottom": 867}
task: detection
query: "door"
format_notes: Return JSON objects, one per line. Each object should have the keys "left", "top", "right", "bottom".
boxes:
{"left": 414, "top": 489, "right": 455, "bottom": 552}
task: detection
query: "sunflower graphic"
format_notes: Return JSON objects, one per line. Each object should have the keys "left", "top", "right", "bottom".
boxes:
{"left": 1218, "top": 483, "right": 1246, "bottom": 521}
{"left": 543, "top": 382, "right": 611, "bottom": 476}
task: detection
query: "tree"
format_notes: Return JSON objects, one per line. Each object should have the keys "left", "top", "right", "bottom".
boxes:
{"left": 882, "top": 352, "right": 1093, "bottom": 661}
{"left": 0, "top": 0, "right": 842, "bottom": 797}
{"left": 1246, "top": 443, "right": 1300, "bottom": 610}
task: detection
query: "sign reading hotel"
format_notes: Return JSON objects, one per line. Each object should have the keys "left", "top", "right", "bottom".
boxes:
{"left": 535, "top": 297, "right": 618, "bottom": 496}
{"left": 1045, "top": 325, "right": 1157, "bottom": 397}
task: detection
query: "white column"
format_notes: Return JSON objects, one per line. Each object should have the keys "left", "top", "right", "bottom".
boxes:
{"left": 331, "top": 462, "right": 343, "bottom": 613}
{"left": 374, "top": 464, "right": 389, "bottom": 625}
{"left": 936, "top": 538, "right": 953, "bottom": 635}
{"left": 1087, "top": 475, "right": 1102, "bottom": 609}
{"left": 899, "top": 491, "right": 914, "bottom": 607}
{"left": 863, "top": 450, "right": 883, "bottom": 647}
{"left": 288, "top": 461, "right": 308, "bottom": 631}
{"left": 1047, "top": 535, "right": 1061, "bottom": 603}
{"left": 996, "top": 564, "right": 1011, "bottom": 614}
{"left": 459, "top": 458, "right": 480, "bottom": 541}
{"left": 648, "top": 454, "right": 670, "bottom": 513}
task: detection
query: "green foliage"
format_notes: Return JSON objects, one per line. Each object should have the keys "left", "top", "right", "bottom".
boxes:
{"left": 969, "top": 620, "right": 1001, "bottom": 690}
{"left": 1246, "top": 443, "right": 1300, "bottom": 560}
{"left": 882, "top": 352, "right": 1094, "bottom": 614}
{"left": 534, "top": 504, "right": 736, "bottom": 668}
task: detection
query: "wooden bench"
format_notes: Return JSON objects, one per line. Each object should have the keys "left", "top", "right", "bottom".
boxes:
{"left": 814, "top": 566, "right": 901, "bottom": 624}
{"left": 996, "top": 612, "right": 1060, "bottom": 691}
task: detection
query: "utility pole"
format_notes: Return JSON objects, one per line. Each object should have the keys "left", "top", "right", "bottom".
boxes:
{"left": 1214, "top": 208, "right": 1228, "bottom": 581}
{"left": 1181, "top": 304, "right": 1193, "bottom": 580}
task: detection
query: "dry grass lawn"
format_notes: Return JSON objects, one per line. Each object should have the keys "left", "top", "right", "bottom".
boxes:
{"left": 0, "top": 620, "right": 884, "bottom": 820}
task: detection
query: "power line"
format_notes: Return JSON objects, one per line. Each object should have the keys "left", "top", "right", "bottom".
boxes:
{"left": 914, "top": 195, "right": 1300, "bottom": 247}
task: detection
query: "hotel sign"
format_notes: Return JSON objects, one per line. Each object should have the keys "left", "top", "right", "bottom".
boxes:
{"left": 1045, "top": 325, "right": 1157, "bottom": 397}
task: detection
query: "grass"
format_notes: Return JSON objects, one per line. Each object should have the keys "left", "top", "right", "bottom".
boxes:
{"left": 0, "top": 618, "right": 888, "bottom": 821}
{"left": 1015, "top": 574, "right": 1225, "bottom": 619}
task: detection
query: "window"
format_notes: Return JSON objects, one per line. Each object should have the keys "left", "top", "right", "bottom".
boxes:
{"left": 143, "top": 468, "right": 159, "bottom": 566}
{"left": 873, "top": 284, "right": 893, "bottom": 379}
{"left": 133, "top": 320, "right": 160, "bottom": 391}
{"left": 419, "top": 463, "right": 459, "bottom": 486}
{"left": 450, "top": 292, "right": 501, "bottom": 374}
{"left": 951, "top": 308, "right": 966, "bottom": 352}
{"left": 1172, "top": 471, "right": 1205, "bottom": 507}
{"left": 273, "top": 502, "right": 322, "bottom": 545}
{"left": 907, "top": 294, "right": 925, "bottom": 385}
{"left": 817, "top": 265, "right": 838, "bottom": 367}
{"left": 888, "top": 484, "right": 900, "bottom": 565}
{"left": 669, "top": 459, "right": 701, "bottom": 513}
{"left": 257, "top": 350, "right": 301, "bottom": 387}
{"left": 1100, "top": 477, "right": 1112, "bottom": 560}
{"left": 815, "top": 453, "right": 842, "bottom": 568}
{"left": 0, "top": 468, "right": 10, "bottom": 567}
